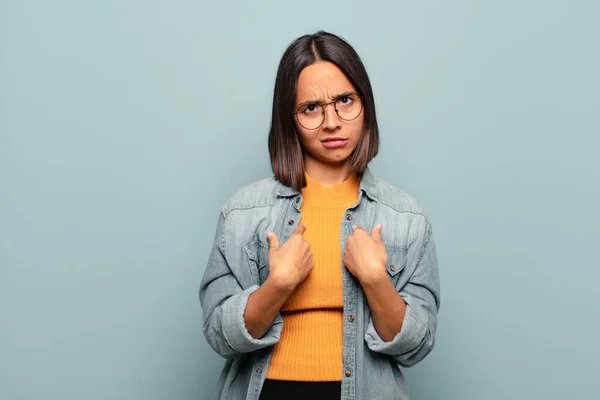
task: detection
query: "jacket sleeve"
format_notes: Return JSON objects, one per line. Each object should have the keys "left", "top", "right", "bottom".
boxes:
{"left": 199, "top": 210, "right": 283, "bottom": 359}
{"left": 365, "top": 222, "right": 441, "bottom": 367}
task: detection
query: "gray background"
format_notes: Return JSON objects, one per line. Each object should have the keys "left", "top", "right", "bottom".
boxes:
{"left": 2, "top": 0, "right": 599, "bottom": 399}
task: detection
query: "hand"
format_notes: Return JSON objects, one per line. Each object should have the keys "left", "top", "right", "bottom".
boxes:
{"left": 344, "top": 224, "right": 388, "bottom": 285}
{"left": 266, "top": 222, "right": 314, "bottom": 291}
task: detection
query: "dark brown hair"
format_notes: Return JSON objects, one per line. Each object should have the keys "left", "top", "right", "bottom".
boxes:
{"left": 268, "top": 31, "right": 379, "bottom": 190}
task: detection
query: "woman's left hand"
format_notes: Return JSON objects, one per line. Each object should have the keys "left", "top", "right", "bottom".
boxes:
{"left": 344, "top": 224, "right": 388, "bottom": 285}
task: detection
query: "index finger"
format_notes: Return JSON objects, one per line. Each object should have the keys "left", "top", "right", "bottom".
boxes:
{"left": 292, "top": 222, "right": 306, "bottom": 235}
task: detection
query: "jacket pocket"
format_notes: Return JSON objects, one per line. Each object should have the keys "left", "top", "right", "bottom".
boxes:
{"left": 243, "top": 240, "right": 270, "bottom": 285}
{"left": 384, "top": 244, "right": 408, "bottom": 286}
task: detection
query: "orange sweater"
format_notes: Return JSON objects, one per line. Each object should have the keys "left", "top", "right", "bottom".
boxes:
{"left": 266, "top": 172, "right": 360, "bottom": 381}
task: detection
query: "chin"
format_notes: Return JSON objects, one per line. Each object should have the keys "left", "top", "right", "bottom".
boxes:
{"left": 320, "top": 154, "right": 351, "bottom": 165}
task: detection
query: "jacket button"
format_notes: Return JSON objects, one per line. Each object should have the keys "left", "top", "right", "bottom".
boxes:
{"left": 346, "top": 214, "right": 352, "bottom": 221}
{"left": 288, "top": 219, "right": 294, "bottom": 226}
{"left": 256, "top": 368, "right": 262, "bottom": 374}
{"left": 345, "top": 370, "right": 352, "bottom": 377}
{"left": 347, "top": 315, "right": 354, "bottom": 322}
{"left": 390, "top": 265, "right": 396, "bottom": 272}
{"left": 295, "top": 198, "right": 300, "bottom": 203}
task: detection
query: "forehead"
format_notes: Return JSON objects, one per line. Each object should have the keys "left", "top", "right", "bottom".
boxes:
{"left": 296, "top": 61, "right": 356, "bottom": 101}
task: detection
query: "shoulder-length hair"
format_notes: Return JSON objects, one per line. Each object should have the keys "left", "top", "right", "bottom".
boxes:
{"left": 268, "top": 31, "right": 379, "bottom": 190}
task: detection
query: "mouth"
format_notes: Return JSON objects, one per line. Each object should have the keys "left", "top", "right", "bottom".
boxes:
{"left": 321, "top": 137, "right": 349, "bottom": 149}
{"left": 321, "top": 137, "right": 348, "bottom": 143}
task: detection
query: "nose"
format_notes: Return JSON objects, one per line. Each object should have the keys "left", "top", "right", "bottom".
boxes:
{"left": 322, "top": 103, "right": 341, "bottom": 131}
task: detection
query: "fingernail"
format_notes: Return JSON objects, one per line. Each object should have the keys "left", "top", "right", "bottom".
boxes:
{"left": 352, "top": 225, "right": 357, "bottom": 230}
{"left": 267, "top": 232, "right": 272, "bottom": 238}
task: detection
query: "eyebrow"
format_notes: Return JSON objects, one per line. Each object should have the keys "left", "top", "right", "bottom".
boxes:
{"left": 297, "top": 91, "right": 357, "bottom": 108}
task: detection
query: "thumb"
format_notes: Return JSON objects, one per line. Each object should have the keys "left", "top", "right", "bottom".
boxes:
{"left": 371, "top": 223, "right": 383, "bottom": 242}
{"left": 267, "top": 232, "right": 280, "bottom": 249}
{"left": 292, "top": 222, "right": 307, "bottom": 236}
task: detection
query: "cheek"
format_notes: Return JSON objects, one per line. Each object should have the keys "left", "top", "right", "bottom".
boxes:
{"left": 342, "top": 115, "right": 365, "bottom": 143}
{"left": 353, "top": 117, "right": 366, "bottom": 138}
{"left": 294, "top": 124, "right": 309, "bottom": 145}
{"left": 297, "top": 128, "right": 318, "bottom": 148}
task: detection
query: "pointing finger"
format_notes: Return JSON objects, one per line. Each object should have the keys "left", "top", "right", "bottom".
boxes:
{"left": 267, "top": 232, "right": 280, "bottom": 249}
{"left": 371, "top": 223, "right": 383, "bottom": 242}
{"left": 292, "top": 222, "right": 306, "bottom": 236}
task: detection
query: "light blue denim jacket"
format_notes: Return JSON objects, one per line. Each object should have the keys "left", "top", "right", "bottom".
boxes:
{"left": 199, "top": 167, "right": 440, "bottom": 400}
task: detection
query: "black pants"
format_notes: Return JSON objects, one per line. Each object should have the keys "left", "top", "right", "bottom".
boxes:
{"left": 259, "top": 379, "right": 341, "bottom": 400}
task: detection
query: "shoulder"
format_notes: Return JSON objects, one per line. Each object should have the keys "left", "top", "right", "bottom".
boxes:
{"left": 221, "top": 176, "right": 283, "bottom": 216}
{"left": 369, "top": 176, "right": 429, "bottom": 221}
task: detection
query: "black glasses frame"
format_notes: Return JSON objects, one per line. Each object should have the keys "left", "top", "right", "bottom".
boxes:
{"left": 292, "top": 94, "right": 363, "bottom": 130}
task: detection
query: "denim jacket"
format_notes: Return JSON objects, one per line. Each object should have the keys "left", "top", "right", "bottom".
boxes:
{"left": 199, "top": 167, "right": 440, "bottom": 400}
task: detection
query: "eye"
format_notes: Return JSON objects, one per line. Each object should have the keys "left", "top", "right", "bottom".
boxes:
{"left": 301, "top": 104, "right": 321, "bottom": 114}
{"left": 338, "top": 95, "right": 354, "bottom": 106}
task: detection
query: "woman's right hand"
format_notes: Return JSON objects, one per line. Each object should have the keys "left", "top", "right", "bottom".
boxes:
{"left": 266, "top": 222, "right": 313, "bottom": 291}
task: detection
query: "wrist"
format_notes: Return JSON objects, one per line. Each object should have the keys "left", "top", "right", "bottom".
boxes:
{"left": 264, "top": 274, "right": 297, "bottom": 294}
{"left": 358, "top": 268, "right": 388, "bottom": 287}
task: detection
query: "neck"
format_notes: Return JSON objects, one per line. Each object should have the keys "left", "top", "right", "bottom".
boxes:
{"left": 304, "top": 156, "right": 352, "bottom": 187}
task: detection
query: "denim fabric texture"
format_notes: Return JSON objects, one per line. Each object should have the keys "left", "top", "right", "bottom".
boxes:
{"left": 199, "top": 168, "right": 441, "bottom": 400}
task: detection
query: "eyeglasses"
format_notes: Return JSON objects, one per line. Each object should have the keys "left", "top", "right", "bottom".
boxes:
{"left": 293, "top": 93, "right": 363, "bottom": 130}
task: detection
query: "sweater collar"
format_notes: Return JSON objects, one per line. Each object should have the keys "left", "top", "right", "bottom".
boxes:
{"left": 275, "top": 166, "right": 378, "bottom": 202}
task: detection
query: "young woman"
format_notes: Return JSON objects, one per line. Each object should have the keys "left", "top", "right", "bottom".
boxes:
{"left": 200, "top": 31, "right": 440, "bottom": 400}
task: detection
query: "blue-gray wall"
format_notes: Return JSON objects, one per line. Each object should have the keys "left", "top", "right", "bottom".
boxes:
{"left": 1, "top": 1, "right": 599, "bottom": 399}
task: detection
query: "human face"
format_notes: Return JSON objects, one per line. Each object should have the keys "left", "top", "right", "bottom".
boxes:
{"left": 294, "top": 62, "right": 364, "bottom": 175}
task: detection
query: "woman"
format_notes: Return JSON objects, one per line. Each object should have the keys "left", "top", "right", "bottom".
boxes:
{"left": 200, "top": 31, "right": 440, "bottom": 400}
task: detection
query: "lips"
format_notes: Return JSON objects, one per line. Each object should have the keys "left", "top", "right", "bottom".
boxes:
{"left": 321, "top": 137, "right": 347, "bottom": 143}
{"left": 321, "top": 137, "right": 349, "bottom": 149}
